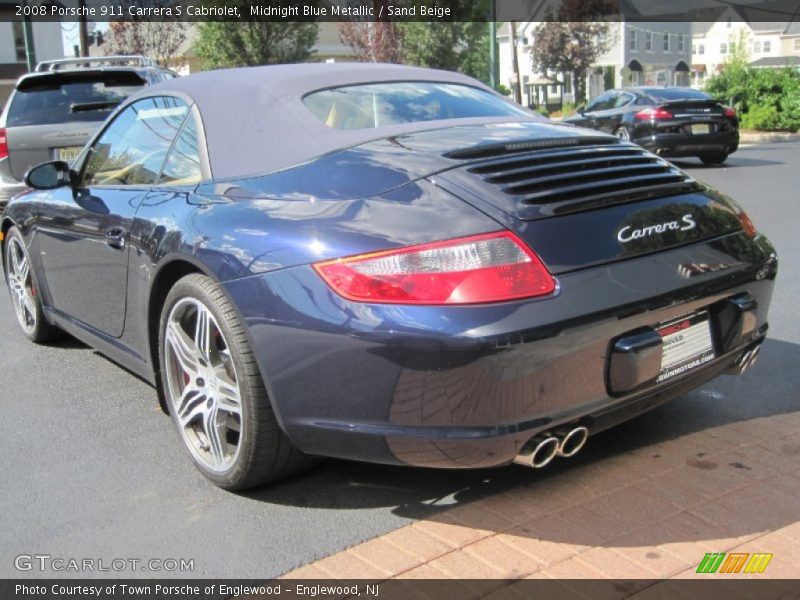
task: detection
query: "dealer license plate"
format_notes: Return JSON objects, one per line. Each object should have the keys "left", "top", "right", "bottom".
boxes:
{"left": 691, "top": 123, "right": 710, "bottom": 135}
{"left": 56, "top": 146, "right": 82, "bottom": 162}
{"left": 656, "top": 310, "right": 715, "bottom": 383}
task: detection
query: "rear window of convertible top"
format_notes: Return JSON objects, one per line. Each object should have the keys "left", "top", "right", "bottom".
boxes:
{"left": 303, "top": 81, "right": 529, "bottom": 130}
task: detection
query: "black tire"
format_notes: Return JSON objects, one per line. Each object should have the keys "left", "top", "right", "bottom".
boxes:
{"left": 615, "top": 126, "right": 631, "bottom": 141}
{"left": 700, "top": 152, "right": 728, "bottom": 165}
{"left": 158, "top": 273, "right": 311, "bottom": 490}
{"left": 3, "top": 226, "right": 62, "bottom": 343}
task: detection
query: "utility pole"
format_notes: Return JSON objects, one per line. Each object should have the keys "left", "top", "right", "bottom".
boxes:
{"left": 509, "top": 22, "right": 522, "bottom": 105}
{"left": 79, "top": 0, "right": 90, "bottom": 57}
{"left": 488, "top": 0, "right": 497, "bottom": 88}
{"left": 21, "top": 0, "right": 37, "bottom": 71}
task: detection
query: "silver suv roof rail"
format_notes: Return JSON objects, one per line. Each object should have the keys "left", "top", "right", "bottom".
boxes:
{"left": 35, "top": 56, "right": 157, "bottom": 72}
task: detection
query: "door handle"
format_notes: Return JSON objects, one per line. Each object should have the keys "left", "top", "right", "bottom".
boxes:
{"left": 104, "top": 227, "right": 126, "bottom": 249}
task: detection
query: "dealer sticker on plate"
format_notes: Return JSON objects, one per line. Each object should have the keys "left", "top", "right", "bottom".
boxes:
{"left": 656, "top": 310, "right": 715, "bottom": 383}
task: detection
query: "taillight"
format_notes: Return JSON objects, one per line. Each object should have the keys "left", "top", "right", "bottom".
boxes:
{"left": 313, "top": 231, "right": 556, "bottom": 305}
{"left": 0, "top": 128, "right": 7, "bottom": 160}
{"left": 738, "top": 210, "right": 757, "bottom": 239}
{"left": 634, "top": 107, "right": 673, "bottom": 120}
{"left": 724, "top": 106, "right": 737, "bottom": 119}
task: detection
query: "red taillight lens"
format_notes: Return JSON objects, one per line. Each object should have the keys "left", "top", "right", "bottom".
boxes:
{"left": 724, "top": 106, "right": 737, "bottom": 119}
{"left": 634, "top": 107, "right": 673, "bottom": 120}
{"left": 738, "top": 210, "right": 757, "bottom": 239}
{"left": 0, "top": 128, "right": 8, "bottom": 160}
{"left": 313, "top": 231, "right": 556, "bottom": 305}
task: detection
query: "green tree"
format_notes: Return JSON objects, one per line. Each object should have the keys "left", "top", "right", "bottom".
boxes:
{"left": 530, "top": 0, "right": 616, "bottom": 104}
{"left": 399, "top": 22, "right": 489, "bottom": 82}
{"left": 195, "top": 21, "right": 318, "bottom": 69}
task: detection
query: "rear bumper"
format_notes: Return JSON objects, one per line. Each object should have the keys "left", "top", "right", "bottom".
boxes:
{"left": 634, "top": 130, "right": 739, "bottom": 158}
{"left": 224, "top": 232, "right": 777, "bottom": 469}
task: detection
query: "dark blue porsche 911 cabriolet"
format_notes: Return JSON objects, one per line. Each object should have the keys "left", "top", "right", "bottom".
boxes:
{"left": 2, "top": 63, "right": 776, "bottom": 489}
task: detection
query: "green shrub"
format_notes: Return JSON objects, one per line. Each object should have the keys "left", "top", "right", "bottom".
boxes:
{"left": 740, "top": 104, "right": 780, "bottom": 130}
{"left": 495, "top": 83, "right": 512, "bottom": 97}
{"left": 705, "top": 65, "right": 800, "bottom": 132}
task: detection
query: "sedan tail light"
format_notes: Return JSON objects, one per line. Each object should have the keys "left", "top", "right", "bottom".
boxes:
{"left": 634, "top": 107, "right": 673, "bottom": 121}
{"left": 313, "top": 231, "right": 556, "bottom": 305}
{"left": 724, "top": 106, "right": 737, "bottom": 119}
{"left": 0, "top": 128, "right": 8, "bottom": 160}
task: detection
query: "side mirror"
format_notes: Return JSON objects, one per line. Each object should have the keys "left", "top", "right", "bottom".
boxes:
{"left": 24, "top": 161, "right": 76, "bottom": 190}
{"left": 577, "top": 106, "right": 586, "bottom": 115}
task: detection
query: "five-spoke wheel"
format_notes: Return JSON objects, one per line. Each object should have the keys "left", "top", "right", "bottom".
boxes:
{"left": 159, "top": 274, "right": 309, "bottom": 489}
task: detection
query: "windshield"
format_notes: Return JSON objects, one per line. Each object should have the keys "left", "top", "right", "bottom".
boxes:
{"left": 7, "top": 75, "right": 145, "bottom": 127}
{"left": 303, "top": 82, "right": 529, "bottom": 130}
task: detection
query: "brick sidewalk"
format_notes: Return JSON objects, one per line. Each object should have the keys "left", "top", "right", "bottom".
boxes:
{"left": 282, "top": 411, "right": 800, "bottom": 581}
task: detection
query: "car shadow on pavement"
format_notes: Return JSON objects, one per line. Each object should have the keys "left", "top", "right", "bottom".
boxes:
{"left": 672, "top": 156, "right": 784, "bottom": 169}
{"left": 248, "top": 337, "right": 800, "bottom": 548}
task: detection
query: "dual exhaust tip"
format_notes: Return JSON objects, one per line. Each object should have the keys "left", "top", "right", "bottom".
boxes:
{"left": 513, "top": 426, "right": 589, "bottom": 469}
{"left": 737, "top": 345, "right": 760, "bottom": 374}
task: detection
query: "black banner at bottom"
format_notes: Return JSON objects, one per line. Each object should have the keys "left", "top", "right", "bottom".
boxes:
{"left": 3, "top": 579, "right": 800, "bottom": 600}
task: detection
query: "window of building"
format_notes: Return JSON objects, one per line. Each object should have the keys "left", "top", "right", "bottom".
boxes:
{"left": 679, "top": 35, "right": 686, "bottom": 53}
{"left": 720, "top": 43, "right": 728, "bottom": 54}
{"left": 646, "top": 32, "right": 653, "bottom": 52}
{"left": 629, "top": 30, "right": 637, "bottom": 51}
{"left": 754, "top": 41, "right": 762, "bottom": 53}
{"left": 763, "top": 40, "right": 772, "bottom": 52}
{"left": 699, "top": 44, "right": 705, "bottom": 55}
{"left": 663, "top": 33, "right": 671, "bottom": 52}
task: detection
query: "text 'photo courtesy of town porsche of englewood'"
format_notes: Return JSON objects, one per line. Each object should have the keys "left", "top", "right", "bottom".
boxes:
{"left": 0, "top": 1, "right": 798, "bottom": 599}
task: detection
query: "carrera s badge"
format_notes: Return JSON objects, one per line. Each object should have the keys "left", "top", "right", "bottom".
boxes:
{"left": 617, "top": 213, "right": 696, "bottom": 243}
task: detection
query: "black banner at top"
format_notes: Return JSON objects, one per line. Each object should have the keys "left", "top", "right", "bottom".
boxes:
{"left": 3, "top": 0, "right": 800, "bottom": 22}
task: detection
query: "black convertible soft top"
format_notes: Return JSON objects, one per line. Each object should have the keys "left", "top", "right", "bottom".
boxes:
{"left": 131, "top": 63, "right": 540, "bottom": 179}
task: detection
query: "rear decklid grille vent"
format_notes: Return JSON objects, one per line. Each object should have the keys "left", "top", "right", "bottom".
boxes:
{"left": 443, "top": 142, "right": 700, "bottom": 220}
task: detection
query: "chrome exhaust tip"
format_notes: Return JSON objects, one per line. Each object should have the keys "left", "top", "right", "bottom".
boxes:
{"left": 513, "top": 435, "right": 560, "bottom": 469}
{"left": 556, "top": 426, "right": 589, "bottom": 458}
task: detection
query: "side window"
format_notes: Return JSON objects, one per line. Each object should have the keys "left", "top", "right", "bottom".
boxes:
{"left": 159, "top": 116, "right": 202, "bottom": 185}
{"left": 615, "top": 92, "right": 634, "bottom": 108}
{"left": 587, "top": 92, "right": 616, "bottom": 112}
{"left": 81, "top": 96, "right": 189, "bottom": 186}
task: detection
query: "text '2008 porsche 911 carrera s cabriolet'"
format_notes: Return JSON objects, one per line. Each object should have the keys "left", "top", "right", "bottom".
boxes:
{"left": 2, "top": 64, "right": 777, "bottom": 489}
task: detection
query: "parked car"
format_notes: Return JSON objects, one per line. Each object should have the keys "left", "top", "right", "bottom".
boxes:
{"left": 2, "top": 64, "right": 776, "bottom": 490}
{"left": 563, "top": 87, "right": 739, "bottom": 164}
{"left": 0, "top": 56, "right": 176, "bottom": 211}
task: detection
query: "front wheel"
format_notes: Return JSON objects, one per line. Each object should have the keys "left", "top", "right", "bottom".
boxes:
{"left": 3, "top": 227, "right": 62, "bottom": 343}
{"left": 159, "top": 274, "right": 309, "bottom": 490}
{"left": 700, "top": 152, "right": 728, "bottom": 165}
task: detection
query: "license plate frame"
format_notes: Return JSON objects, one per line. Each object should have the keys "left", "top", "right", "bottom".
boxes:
{"left": 690, "top": 123, "right": 711, "bottom": 135}
{"left": 656, "top": 310, "right": 715, "bottom": 383}
{"left": 55, "top": 146, "right": 83, "bottom": 163}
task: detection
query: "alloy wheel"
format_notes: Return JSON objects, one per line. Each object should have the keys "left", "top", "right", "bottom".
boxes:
{"left": 6, "top": 237, "right": 37, "bottom": 334}
{"left": 163, "top": 297, "right": 243, "bottom": 473}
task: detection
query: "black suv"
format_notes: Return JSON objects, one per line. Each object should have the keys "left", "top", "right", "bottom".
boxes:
{"left": 563, "top": 87, "right": 739, "bottom": 165}
{"left": 0, "top": 56, "right": 176, "bottom": 210}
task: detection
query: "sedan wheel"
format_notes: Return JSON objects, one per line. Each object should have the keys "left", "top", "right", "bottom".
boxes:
{"left": 3, "top": 227, "right": 61, "bottom": 342}
{"left": 615, "top": 127, "right": 631, "bottom": 141}
{"left": 159, "top": 274, "right": 310, "bottom": 489}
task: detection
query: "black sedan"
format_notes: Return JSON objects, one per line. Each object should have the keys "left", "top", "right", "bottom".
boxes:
{"left": 2, "top": 64, "right": 775, "bottom": 490}
{"left": 563, "top": 87, "right": 739, "bottom": 164}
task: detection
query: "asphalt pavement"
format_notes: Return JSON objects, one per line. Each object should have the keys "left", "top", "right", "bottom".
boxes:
{"left": 1, "top": 142, "right": 798, "bottom": 579}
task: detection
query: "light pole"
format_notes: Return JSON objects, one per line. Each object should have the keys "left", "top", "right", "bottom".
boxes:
{"left": 488, "top": 0, "right": 497, "bottom": 88}
{"left": 21, "top": 0, "right": 37, "bottom": 71}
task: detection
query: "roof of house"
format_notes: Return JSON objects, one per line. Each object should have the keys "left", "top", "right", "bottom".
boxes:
{"left": 750, "top": 55, "right": 800, "bottom": 67}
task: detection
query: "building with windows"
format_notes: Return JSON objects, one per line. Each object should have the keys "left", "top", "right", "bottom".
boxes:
{"left": 690, "top": 8, "right": 800, "bottom": 87}
{"left": 0, "top": 10, "right": 64, "bottom": 106}
{"left": 498, "top": 21, "right": 691, "bottom": 110}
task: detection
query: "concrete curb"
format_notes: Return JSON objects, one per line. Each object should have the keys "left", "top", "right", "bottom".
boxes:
{"left": 739, "top": 131, "right": 800, "bottom": 144}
